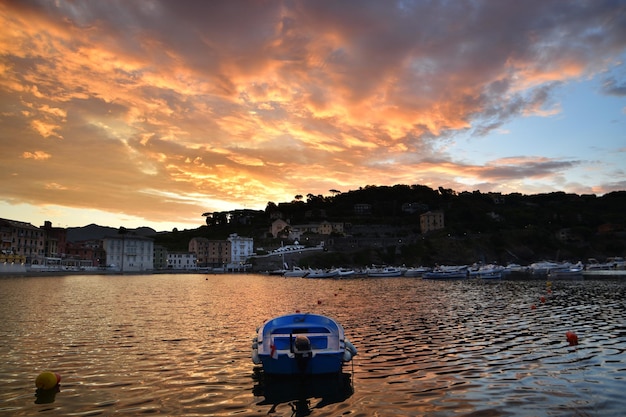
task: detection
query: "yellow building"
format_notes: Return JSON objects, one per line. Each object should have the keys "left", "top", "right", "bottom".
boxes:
{"left": 0, "top": 218, "right": 45, "bottom": 264}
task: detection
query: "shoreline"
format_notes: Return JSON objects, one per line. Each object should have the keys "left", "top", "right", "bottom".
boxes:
{"left": 2, "top": 269, "right": 625, "bottom": 279}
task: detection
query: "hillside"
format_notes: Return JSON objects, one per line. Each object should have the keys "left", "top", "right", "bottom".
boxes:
{"left": 152, "top": 186, "right": 626, "bottom": 267}
{"left": 67, "top": 224, "right": 157, "bottom": 242}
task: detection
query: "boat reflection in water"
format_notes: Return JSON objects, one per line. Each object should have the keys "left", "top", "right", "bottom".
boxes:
{"left": 252, "top": 369, "right": 353, "bottom": 416}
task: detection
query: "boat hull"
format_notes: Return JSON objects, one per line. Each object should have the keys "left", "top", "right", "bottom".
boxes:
{"left": 258, "top": 351, "right": 345, "bottom": 375}
{"left": 423, "top": 271, "right": 468, "bottom": 279}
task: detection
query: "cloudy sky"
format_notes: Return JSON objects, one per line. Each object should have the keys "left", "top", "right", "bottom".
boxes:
{"left": 1, "top": 0, "right": 625, "bottom": 231}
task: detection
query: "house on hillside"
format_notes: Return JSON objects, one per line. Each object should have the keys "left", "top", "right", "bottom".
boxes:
{"left": 420, "top": 210, "right": 445, "bottom": 234}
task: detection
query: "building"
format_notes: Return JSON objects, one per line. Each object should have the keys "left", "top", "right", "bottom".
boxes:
{"left": 40, "top": 220, "right": 67, "bottom": 258}
{"left": 65, "top": 239, "right": 106, "bottom": 268}
{"left": 153, "top": 245, "right": 169, "bottom": 270}
{"left": 0, "top": 218, "right": 45, "bottom": 265}
{"left": 103, "top": 234, "right": 154, "bottom": 272}
{"left": 420, "top": 210, "right": 445, "bottom": 233}
{"left": 227, "top": 233, "right": 253, "bottom": 270}
{"left": 188, "top": 237, "right": 231, "bottom": 268}
{"left": 167, "top": 252, "right": 197, "bottom": 270}
{"left": 270, "top": 219, "right": 290, "bottom": 238}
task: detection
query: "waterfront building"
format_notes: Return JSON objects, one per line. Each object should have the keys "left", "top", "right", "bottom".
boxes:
{"left": 40, "top": 220, "right": 67, "bottom": 258}
{"left": 167, "top": 252, "right": 197, "bottom": 270}
{"left": 0, "top": 218, "right": 45, "bottom": 265}
{"left": 103, "top": 234, "right": 154, "bottom": 272}
{"left": 227, "top": 233, "right": 253, "bottom": 270}
{"left": 189, "top": 237, "right": 230, "bottom": 268}
{"left": 153, "top": 245, "right": 168, "bottom": 270}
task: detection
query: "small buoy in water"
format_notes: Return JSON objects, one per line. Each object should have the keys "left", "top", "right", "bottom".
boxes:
{"left": 35, "top": 372, "right": 60, "bottom": 390}
{"left": 566, "top": 331, "right": 579, "bottom": 346}
{"left": 540, "top": 296, "right": 546, "bottom": 303}
{"left": 531, "top": 304, "right": 536, "bottom": 309}
{"left": 546, "top": 281, "right": 552, "bottom": 287}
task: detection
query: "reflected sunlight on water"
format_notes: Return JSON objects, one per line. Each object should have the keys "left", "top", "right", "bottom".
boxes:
{"left": 0, "top": 274, "right": 624, "bottom": 416}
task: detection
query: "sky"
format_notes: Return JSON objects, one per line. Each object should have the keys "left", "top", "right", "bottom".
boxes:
{"left": 1, "top": 0, "right": 625, "bottom": 231}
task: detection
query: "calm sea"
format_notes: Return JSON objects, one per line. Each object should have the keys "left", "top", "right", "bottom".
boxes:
{"left": 0, "top": 274, "right": 624, "bottom": 416}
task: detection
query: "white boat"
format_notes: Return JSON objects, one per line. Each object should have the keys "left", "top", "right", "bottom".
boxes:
{"left": 470, "top": 264, "right": 504, "bottom": 280}
{"left": 305, "top": 268, "right": 340, "bottom": 279}
{"left": 529, "top": 261, "right": 571, "bottom": 275}
{"left": 503, "top": 263, "right": 527, "bottom": 274}
{"left": 423, "top": 265, "right": 468, "bottom": 280}
{"left": 403, "top": 266, "right": 431, "bottom": 277}
{"left": 606, "top": 257, "right": 626, "bottom": 270}
{"left": 251, "top": 313, "right": 357, "bottom": 375}
{"left": 367, "top": 266, "right": 403, "bottom": 277}
{"left": 335, "top": 268, "right": 356, "bottom": 278}
{"left": 283, "top": 267, "right": 309, "bottom": 277}
{"left": 549, "top": 262, "right": 584, "bottom": 280}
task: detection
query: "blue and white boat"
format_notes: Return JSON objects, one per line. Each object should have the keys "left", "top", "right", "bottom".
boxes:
{"left": 252, "top": 313, "right": 357, "bottom": 375}
{"left": 423, "top": 265, "right": 469, "bottom": 280}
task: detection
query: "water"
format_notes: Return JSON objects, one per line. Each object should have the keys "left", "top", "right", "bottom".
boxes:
{"left": 1, "top": 274, "right": 625, "bottom": 416}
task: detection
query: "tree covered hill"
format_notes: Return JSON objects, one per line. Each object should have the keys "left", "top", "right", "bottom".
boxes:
{"left": 155, "top": 185, "right": 626, "bottom": 266}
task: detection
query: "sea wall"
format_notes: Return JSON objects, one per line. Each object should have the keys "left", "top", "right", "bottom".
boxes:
{"left": 0, "top": 263, "right": 27, "bottom": 274}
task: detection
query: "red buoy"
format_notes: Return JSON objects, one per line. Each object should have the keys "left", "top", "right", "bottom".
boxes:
{"left": 566, "top": 331, "right": 579, "bottom": 346}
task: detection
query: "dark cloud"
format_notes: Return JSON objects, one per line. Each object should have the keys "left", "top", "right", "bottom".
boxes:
{"left": 0, "top": 0, "right": 625, "bottom": 227}
{"left": 602, "top": 76, "right": 626, "bottom": 96}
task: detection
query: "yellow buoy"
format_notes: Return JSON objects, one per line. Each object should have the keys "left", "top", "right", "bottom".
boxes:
{"left": 35, "top": 372, "right": 59, "bottom": 390}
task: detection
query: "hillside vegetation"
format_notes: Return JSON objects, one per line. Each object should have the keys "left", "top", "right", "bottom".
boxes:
{"left": 154, "top": 185, "right": 626, "bottom": 267}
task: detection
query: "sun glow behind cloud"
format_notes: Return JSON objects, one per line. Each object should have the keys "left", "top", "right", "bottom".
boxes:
{"left": 0, "top": 0, "right": 625, "bottom": 230}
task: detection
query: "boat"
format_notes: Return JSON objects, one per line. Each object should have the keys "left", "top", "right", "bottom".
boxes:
{"left": 548, "top": 262, "right": 584, "bottom": 280}
{"left": 403, "top": 266, "right": 431, "bottom": 277}
{"left": 251, "top": 313, "right": 357, "bottom": 375}
{"left": 335, "top": 268, "right": 356, "bottom": 278}
{"left": 366, "top": 266, "right": 403, "bottom": 277}
{"left": 423, "top": 265, "right": 468, "bottom": 280}
{"left": 470, "top": 264, "right": 504, "bottom": 280}
{"left": 304, "top": 268, "right": 340, "bottom": 279}
{"left": 529, "top": 261, "right": 571, "bottom": 275}
{"left": 283, "top": 266, "right": 309, "bottom": 278}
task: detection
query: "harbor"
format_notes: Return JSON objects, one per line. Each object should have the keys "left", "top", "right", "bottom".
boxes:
{"left": 1, "top": 273, "right": 625, "bottom": 416}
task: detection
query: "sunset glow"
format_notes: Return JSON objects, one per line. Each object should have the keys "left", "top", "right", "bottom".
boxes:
{"left": 1, "top": 1, "right": 625, "bottom": 230}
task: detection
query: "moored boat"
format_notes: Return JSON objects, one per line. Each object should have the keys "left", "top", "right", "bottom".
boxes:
{"left": 403, "top": 266, "right": 431, "bottom": 277}
{"left": 283, "top": 266, "right": 309, "bottom": 277}
{"left": 251, "top": 313, "right": 357, "bottom": 375}
{"left": 548, "top": 262, "right": 584, "bottom": 280}
{"left": 335, "top": 268, "right": 356, "bottom": 277}
{"left": 366, "top": 266, "right": 403, "bottom": 277}
{"left": 305, "top": 268, "right": 340, "bottom": 279}
{"left": 423, "top": 265, "right": 468, "bottom": 280}
{"left": 470, "top": 264, "right": 504, "bottom": 280}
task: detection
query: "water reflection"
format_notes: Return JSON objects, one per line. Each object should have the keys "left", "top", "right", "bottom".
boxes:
{"left": 252, "top": 368, "right": 353, "bottom": 416}
{"left": 1, "top": 274, "right": 625, "bottom": 416}
{"left": 34, "top": 385, "right": 60, "bottom": 404}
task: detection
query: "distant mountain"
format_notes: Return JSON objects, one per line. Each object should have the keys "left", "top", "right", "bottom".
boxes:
{"left": 66, "top": 224, "right": 157, "bottom": 242}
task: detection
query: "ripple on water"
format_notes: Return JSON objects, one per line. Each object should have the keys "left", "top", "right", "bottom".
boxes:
{"left": 0, "top": 274, "right": 625, "bottom": 416}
